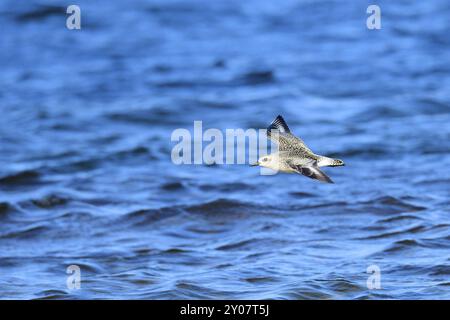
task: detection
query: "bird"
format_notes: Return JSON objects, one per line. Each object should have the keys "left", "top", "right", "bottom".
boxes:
{"left": 251, "top": 115, "right": 345, "bottom": 183}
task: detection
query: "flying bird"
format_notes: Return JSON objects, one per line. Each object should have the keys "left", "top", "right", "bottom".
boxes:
{"left": 252, "top": 115, "right": 344, "bottom": 183}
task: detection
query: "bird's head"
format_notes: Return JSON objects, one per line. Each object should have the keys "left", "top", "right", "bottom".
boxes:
{"left": 251, "top": 154, "right": 277, "bottom": 169}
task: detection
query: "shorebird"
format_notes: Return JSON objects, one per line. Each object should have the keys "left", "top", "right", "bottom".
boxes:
{"left": 252, "top": 115, "right": 344, "bottom": 183}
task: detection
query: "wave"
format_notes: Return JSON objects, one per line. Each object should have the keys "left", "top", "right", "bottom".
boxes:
{"left": 383, "top": 239, "right": 426, "bottom": 253}
{"left": 185, "top": 198, "right": 257, "bottom": 215}
{"left": 0, "top": 170, "right": 40, "bottom": 186}
{"left": 357, "top": 225, "right": 426, "bottom": 240}
{"left": 123, "top": 207, "right": 183, "bottom": 227}
{"left": 198, "top": 182, "right": 253, "bottom": 192}
{"left": 217, "top": 238, "right": 290, "bottom": 251}
{"left": 426, "top": 265, "right": 450, "bottom": 276}
{"left": 14, "top": 5, "right": 64, "bottom": 22}
{"left": 48, "top": 147, "right": 155, "bottom": 174}
{"left": 350, "top": 106, "right": 408, "bottom": 122}
{"left": 0, "top": 202, "right": 12, "bottom": 214}
{"left": 358, "top": 196, "right": 427, "bottom": 215}
{"left": 0, "top": 225, "right": 49, "bottom": 239}
{"left": 236, "top": 70, "right": 275, "bottom": 85}
{"left": 105, "top": 109, "right": 185, "bottom": 126}
{"left": 30, "top": 194, "right": 69, "bottom": 208}
{"left": 377, "top": 214, "right": 423, "bottom": 223}
{"left": 160, "top": 182, "right": 185, "bottom": 191}
{"left": 288, "top": 191, "right": 317, "bottom": 198}
{"left": 280, "top": 278, "right": 365, "bottom": 300}
{"left": 34, "top": 290, "right": 70, "bottom": 300}
{"left": 0, "top": 201, "right": 18, "bottom": 221}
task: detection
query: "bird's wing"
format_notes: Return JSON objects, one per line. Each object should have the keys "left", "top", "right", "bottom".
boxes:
{"left": 267, "top": 115, "right": 313, "bottom": 153}
{"left": 288, "top": 162, "right": 334, "bottom": 184}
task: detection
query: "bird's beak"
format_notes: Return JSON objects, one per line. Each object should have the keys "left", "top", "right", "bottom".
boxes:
{"left": 250, "top": 161, "right": 259, "bottom": 167}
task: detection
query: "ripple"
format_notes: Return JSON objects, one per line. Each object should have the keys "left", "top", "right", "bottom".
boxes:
{"left": 123, "top": 207, "right": 183, "bottom": 226}
{"left": 377, "top": 196, "right": 425, "bottom": 210}
{"left": 359, "top": 196, "right": 427, "bottom": 215}
{"left": 0, "top": 225, "right": 49, "bottom": 239}
{"left": 57, "top": 211, "right": 95, "bottom": 221}
{"left": 236, "top": 70, "right": 275, "bottom": 85}
{"left": 106, "top": 109, "right": 183, "bottom": 126}
{"left": 31, "top": 194, "right": 69, "bottom": 208}
{"left": 110, "top": 146, "right": 152, "bottom": 159}
{"left": 438, "top": 282, "right": 450, "bottom": 287}
{"left": 288, "top": 191, "right": 317, "bottom": 198}
{"left": 383, "top": 239, "right": 426, "bottom": 253}
{"left": 427, "top": 265, "right": 450, "bottom": 276}
{"left": 243, "top": 277, "right": 276, "bottom": 284}
{"left": 0, "top": 170, "right": 40, "bottom": 186}
{"left": 34, "top": 289, "right": 69, "bottom": 300}
{"left": 174, "top": 282, "right": 227, "bottom": 299}
{"left": 323, "top": 278, "right": 363, "bottom": 294}
{"left": 279, "top": 278, "right": 364, "bottom": 299}
{"left": 358, "top": 225, "right": 427, "bottom": 240}
{"left": 186, "top": 198, "right": 259, "bottom": 216}
{"left": 350, "top": 106, "right": 408, "bottom": 122}
{"left": 216, "top": 238, "right": 289, "bottom": 251}
{"left": 0, "top": 202, "right": 19, "bottom": 222}
{"left": 198, "top": 182, "right": 252, "bottom": 192}
{"left": 377, "top": 214, "right": 423, "bottom": 223}
{"left": 216, "top": 239, "right": 255, "bottom": 251}
{"left": 0, "top": 202, "right": 15, "bottom": 218}
{"left": 282, "top": 289, "right": 333, "bottom": 300}
{"left": 160, "top": 182, "right": 185, "bottom": 191}
{"left": 56, "top": 159, "right": 101, "bottom": 173}
{"left": 160, "top": 248, "right": 192, "bottom": 254}
{"left": 14, "top": 5, "right": 64, "bottom": 22}
{"left": 186, "top": 225, "right": 229, "bottom": 234}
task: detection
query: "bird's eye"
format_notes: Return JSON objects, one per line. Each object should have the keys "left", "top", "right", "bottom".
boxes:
{"left": 262, "top": 158, "right": 268, "bottom": 162}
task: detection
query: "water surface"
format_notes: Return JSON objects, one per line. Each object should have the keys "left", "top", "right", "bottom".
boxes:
{"left": 0, "top": 0, "right": 449, "bottom": 299}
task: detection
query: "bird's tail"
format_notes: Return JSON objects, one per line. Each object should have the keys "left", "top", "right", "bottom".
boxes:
{"left": 317, "top": 156, "right": 345, "bottom": 167}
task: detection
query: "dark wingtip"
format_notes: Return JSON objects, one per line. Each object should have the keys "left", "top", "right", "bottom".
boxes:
{"left": 268, "top": 114, "right": 290, "bottom": 134}
{"left": 275, "top": 115, "right": 286, "bottom": 124}
{"left": 321, "top": 176, "right": 334, "bottom": 184}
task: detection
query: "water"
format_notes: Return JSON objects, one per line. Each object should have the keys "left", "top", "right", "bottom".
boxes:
{"left": 1, "top": 0, "right": 449, "bottom": 299}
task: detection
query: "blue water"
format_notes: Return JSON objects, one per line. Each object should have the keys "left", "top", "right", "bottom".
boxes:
{"left": 1, "top": 0, "right": 449, "bottom": 299}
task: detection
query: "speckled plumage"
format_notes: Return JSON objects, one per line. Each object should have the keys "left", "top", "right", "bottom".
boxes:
{"left": 254, "top": 115, "right": 345, "bottom": 183}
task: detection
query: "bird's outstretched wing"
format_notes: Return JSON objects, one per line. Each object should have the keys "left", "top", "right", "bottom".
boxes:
{"left": 288, "top": 163, "right": 334, "bottom": 184}
{"left": 267, "top": 115, "right": 313, "bottom": 154}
